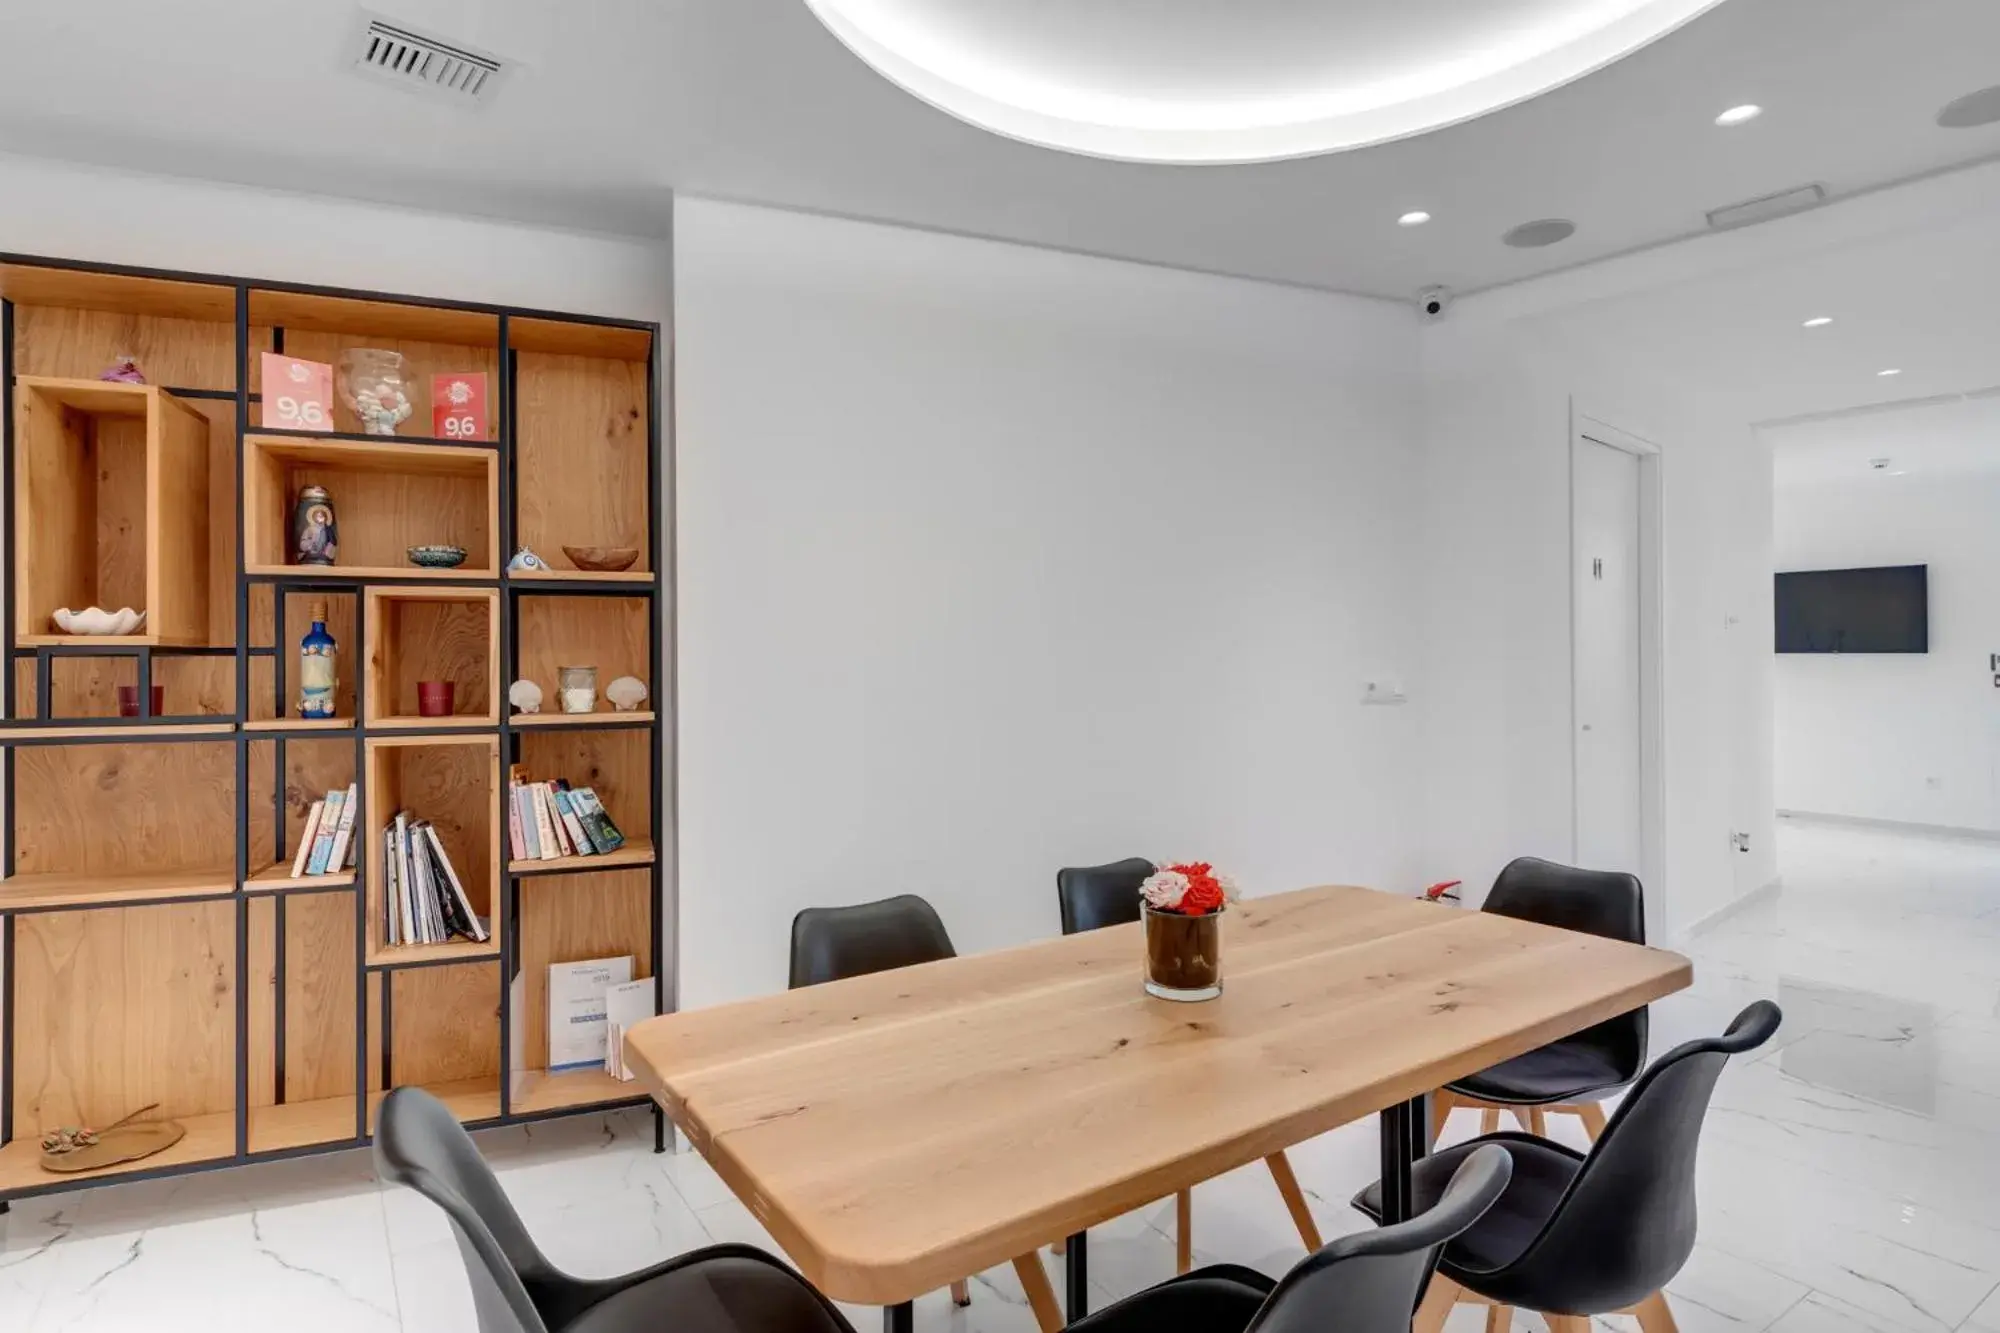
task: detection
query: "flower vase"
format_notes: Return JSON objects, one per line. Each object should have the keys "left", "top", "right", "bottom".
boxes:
{"left": 1143, "top": 905, "right": 1223, "bottom": 1002}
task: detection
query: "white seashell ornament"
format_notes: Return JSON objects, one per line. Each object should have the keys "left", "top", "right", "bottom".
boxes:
{"left": 508, "top": 679, "right": 544, "bottom": 714}
{"left": 53, "top": 607, "right": 147, "bottom": 636}
{"left": 605, "top": 676, "right": 648, "bottom": 711}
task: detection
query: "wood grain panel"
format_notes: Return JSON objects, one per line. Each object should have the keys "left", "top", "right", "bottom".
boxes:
{"left": 196, "top": 397, "right": 239, "bottom": 646}
{"left": 94, "top": 414, "right": 149, "bottom": 619}
{"left": 11, "top": 901, "right": 237, "bottom": 1132}
{"left": 515, "top": 352, "right": 649, "bottom": 570}
{"left": 248, "top": 291, "right": 497, "bottom": 350}
{"left": 627, "top": 886, "right": 1691, "bottom": 1306}
{"left": 149, "top": 393, "right": 213, "bottom": 645}
{"left": 514, "top": 595, "right": 651, "bottom": 717}
{"left": 249, "top": 896, "right": 277, "bottom": 1108}
{"left": 363, "top": 737, "right": 499, "bottom": 957}
{"left": 364, "top": 589, "right": 497, "bottom": 724}
{"left": 386, "top": 962, "right": 501, "bottom": 1087}
{"left": 0, "top": 265, "right": 235, "bottom": 323}
{"left": 508, "top": 317, "right": 652, "bottom": 361}
{"left": 12, "top": 304, "right": 235, "bottom": 389}
{"left": 516, "top": 869, "right": 652, "bottom": 1072}
{"left": 286, "top": 892, "right": 360, "bottom": 1102}
{"left": 15, "top": 387, "right": 96, "bottom": 638}
{"left": 13, "top": 741, "right": 236, "bottom": 878}
{"left": 275, "top": 330, "right": 498, "bottom": 439}
{"left": 243, "top": 437, "right": 496, "bottom": 574}
{"left": 518, "top": 727, "right": 650, "bottom": 843}
{"left": 249, "top": 590, "right": 359, "bottom": 722}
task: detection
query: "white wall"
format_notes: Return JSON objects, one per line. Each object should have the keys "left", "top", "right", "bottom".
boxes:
{"left": 1773, "top": 469, "right": 2000, "bottom": 831}
{"left": 1417, "top": 317, "right": 1775, "bottom": 941}
{"left": 0, "top": 151, "right": 670, "bottom": 320}
{"left": 674, "top": 197, "right": 1425, "bottom": 1010}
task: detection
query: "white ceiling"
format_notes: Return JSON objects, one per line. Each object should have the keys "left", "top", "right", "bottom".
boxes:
{"left": 0, "top": 0, "right": 1997, "bottom": 299}
{"left": 799, "top": 0, "right": 1721, "bottom": 162}
{"left": 1766, "top": 395, "right": 2000, "bottom": 487}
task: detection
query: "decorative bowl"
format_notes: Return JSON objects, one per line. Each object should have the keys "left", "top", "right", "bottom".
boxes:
{"left": 53, "top": 607, "right": 147, "bottom": 636}
{"left": 562, "top": 545, "right": 640, "bottom": 572}
{"left": 407, "top": 544, "right": 468, "bottom": 568}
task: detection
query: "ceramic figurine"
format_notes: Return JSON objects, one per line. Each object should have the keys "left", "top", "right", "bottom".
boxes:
{"left": 293, "top": 485, "right": 337, "bottom": 565}
{"left": 298, "top": 601, "right": 337, "bottom": 719}
{"left": 507, "top": 546, "right": 550, "bottom": 573}
{"left": 508, "top": 679, "right": 544, "bottom": 714}
{"left": 605, "top": 676, "right": 648, "bottom": 711}
{"left": 99, "top": 355, "right": 146, "bottom": 384}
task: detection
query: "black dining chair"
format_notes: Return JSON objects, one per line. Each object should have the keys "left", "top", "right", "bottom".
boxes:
{"left": 1055, "top": 858, "right": 1322, "bottom": 1270}
{"left": 1430, "top": 857, "right": 1649, "bottom": 1144}
{"left": 375, "top": 1086, "right": 855, "bottom": 1333}
{"left": 1356, "top": 1000, "right": 1782, "bottom": 1333}
{"left": 789, "top": 893, "right": 972, "bottom": 1306}
{"left": 1068, "top": 1144, "right": 1513, "bottom": 1333}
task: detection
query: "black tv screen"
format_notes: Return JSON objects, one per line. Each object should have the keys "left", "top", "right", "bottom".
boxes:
{"left": 1775, "top": 564, "right": 1928, "bottom": 653}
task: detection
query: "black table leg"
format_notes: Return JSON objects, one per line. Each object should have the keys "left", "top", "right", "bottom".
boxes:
{"left": 1065, "top": 1230, "right": 1089, "bottom": 1322}
{"left": 884, "top": 1301, "right": 913, "bottom": 1333}
{"left": 1377, "top": 1092, "right": 1432, "bottom": 1223}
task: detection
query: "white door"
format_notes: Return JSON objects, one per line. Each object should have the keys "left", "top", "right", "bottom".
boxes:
{"left": 1573, "top": 437, "right": 1643, "bottom": 873}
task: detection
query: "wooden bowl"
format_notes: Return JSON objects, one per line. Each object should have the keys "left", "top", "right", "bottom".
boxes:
{"left": 561, "top": 545, "right": 640, "bottom": 572}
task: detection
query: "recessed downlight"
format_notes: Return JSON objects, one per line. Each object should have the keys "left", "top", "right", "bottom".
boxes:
{"left": 1715, "top": 104, "right": 1763, "bottom": 126}
{"left": 1877, "top": 368, "right": 1903, "bottom": 377}
{"left": 1501, "top": 218, "right": 1576, "bottom": 249}
{"left": 1398, "top": 211, "right": 1432, "bottom": 228}
{"left": 1938, "top": 84, "right": 2000, "bottom": 129}
{"left": 1802, "top": 317, "right": 1833, "bottom": 328}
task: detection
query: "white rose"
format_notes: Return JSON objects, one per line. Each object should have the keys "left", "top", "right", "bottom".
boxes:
{"left": 1216, "top": 872, "right": 1241, "bottom": 902}
{"left": 1141, "top": 870, "right": 1189, "bottom": 910}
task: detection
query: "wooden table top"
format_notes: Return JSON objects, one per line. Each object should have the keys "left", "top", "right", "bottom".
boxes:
{"left": 625, "top": 885, "right": 1691, "bottom": 1304}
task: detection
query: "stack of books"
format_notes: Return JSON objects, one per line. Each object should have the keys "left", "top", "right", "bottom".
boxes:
{"left": 507, "top": 765, "right": 627, "bottom": 863}
{"left": 290, "top": 783, "right": 360, "bottom": 878}
{"left": 383, "top": 813, "right": 489, "bottom": 947}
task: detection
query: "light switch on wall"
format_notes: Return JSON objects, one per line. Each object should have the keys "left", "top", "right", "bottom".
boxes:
{"left": 1362, "top": 679, "right": 1408, "bottom": 705}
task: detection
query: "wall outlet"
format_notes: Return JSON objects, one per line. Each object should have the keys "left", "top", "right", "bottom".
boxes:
{"left": 1729, "top": 831, "right": 1751, "bottom": 853}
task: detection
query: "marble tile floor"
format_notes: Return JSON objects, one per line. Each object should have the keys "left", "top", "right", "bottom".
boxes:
{"left": 2, "top": 820, "right": 1997, "bottom": 1332}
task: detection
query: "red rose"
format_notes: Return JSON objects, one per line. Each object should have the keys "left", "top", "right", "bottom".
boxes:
{"left": 1179, "top": 874, "right": 1225, "bottom": 915}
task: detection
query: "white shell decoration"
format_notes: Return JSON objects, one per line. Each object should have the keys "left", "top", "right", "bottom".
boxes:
{"left": 54, "top": 607, "right": 147, "bottom": 636}
{"left": 508, "top": 679, "right": 544, "bottom": 714}
{"left": 605, "top": 676, "right": 649, "bottom": 711}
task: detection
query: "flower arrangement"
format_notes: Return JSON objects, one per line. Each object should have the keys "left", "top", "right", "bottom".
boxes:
{"left": 1140, "top": 862, "right": 1239, "bottom": 916}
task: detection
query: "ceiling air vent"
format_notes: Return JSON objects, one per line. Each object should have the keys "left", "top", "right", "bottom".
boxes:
{"left": 1705, "top": 184, "right": 1826, "bottom": 232}
{"left": 348, "top": 14, "right": 507, "bottom": 105}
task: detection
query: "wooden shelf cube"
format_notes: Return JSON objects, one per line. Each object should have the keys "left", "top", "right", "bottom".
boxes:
{"left": 515, "top": 347, "right": 651, "bottom": 575}
{"left": 367, "top": 963, "right": 503, "bottom": 1126}
{"left": 513, "top": 594, "right": 652, "bottom": 724}
{"left": 244, "top": 435, "right": 498, "bottom": 578}
{"left": 364, "top": 587, "right": 499, "bottom": 728}
{"left": 509, "top": 867, "right": 655, "bottom": 1112}
{"left": 13, "top": 376, "right": 212, "bottom": 646}
{"left": 363, "top": 735, "right": 500, "bottom": 964}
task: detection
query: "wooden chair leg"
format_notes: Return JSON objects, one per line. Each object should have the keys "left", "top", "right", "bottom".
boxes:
{"left": 1484, "top": 1306, "right": 1512, "bottom": 1332}
{"left": 1264, "top": 1150, "right": 1324, "bottom": 1251}
{"left": 1479, "top": 1106, "right": 1501, "bottom": 1134}
{"left": 1627, "top": 1291, "right": 1680, "bottom": 1333}
{"left": 1430, "top": 1089, "right": 1455, "bottom": 1142}
{"left": 1412, "top": 1273, "right": 1462, "bottom": 1333}
{"left": 1545, "top": 1317, "right": 1591, "bottom": 1333}
{"left": 1526, "top": 1107, "right": 1548, "bottom": 1137}
{"left": 949, "top": 1280, "right": 971, "bottom": 1307}
{"left": 1175, "top": 1187, "right": 1193, "bottom": 1274}
{"left": 1575, "top": 1101, "right": 1608, "bottom": 1141}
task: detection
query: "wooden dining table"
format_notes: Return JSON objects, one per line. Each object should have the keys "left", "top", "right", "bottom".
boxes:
{"left": 624, "top": 884, "right": 1690, "bottom": 1333}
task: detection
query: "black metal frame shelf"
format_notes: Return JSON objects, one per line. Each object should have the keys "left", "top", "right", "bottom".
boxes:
{"left": 0, "top": 248, "right": 671, "bottom": 1203}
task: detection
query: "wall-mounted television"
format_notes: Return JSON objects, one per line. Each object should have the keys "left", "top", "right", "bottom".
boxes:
{"left": 1774, "top": 564, "right": 1928, "bottom": 654}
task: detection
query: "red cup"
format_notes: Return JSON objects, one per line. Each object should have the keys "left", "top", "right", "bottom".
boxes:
{"left": 117, "top": 684, "right": 165, "bottom": 718}
{"left": 417, "top": 680, "right": 455, "bottom": 717}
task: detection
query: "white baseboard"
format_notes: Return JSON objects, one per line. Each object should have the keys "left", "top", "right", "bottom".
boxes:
{"left": 1676, "top": 876, "right": 1781, "bottom": 943}
{"left": 1778, "top": 809, "right": 2000, "bottom": 844}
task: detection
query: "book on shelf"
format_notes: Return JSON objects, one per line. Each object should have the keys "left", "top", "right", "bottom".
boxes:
{"left": 382, "top": 809, "right": 488, "bottom": 947}
{"left": 602, "top": 979, "right": 655, "bottom": 1081}
{"left": 291, "top": 800, "right": 325, "bottom": 878}
{"left": 506, "top": 767, "right": 628, "bottom": 864}
{"left": 325, "top": 781, "right": 359, "bottom": 871}
{"left": 548, "top": 955, "right": 633, "bottom": 1073}
{"left": 305, "top": 787, "right": 345, "bottom": 875}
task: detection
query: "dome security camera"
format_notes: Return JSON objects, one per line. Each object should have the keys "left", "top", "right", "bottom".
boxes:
{"left": 1417, "top": 286, "right": 1451, "bottom": 320}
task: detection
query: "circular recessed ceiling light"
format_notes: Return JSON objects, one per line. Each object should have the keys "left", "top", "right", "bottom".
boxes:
{"left": 1502, "top": 218, "right": 1577, "bottom": 248}
{"left": 1937, "top": 84, "right": 2000, "bottom": 129}
{"left": 1802, "top": 316, "right": 1833, "bottom": 328}
{"left": 802, "top": 0, "right": 1729, "bottom": 162}
{"left": 1877, "top": 368, "right": 1903, "bottom": 377}
{"left": 1714, "top": 104, "right": 1763, "bottom": 126}
{"left": 1398, "top": 210, "right": 1432, "bottom": 227}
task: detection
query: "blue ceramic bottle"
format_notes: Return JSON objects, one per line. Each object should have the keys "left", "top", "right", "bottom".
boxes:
{"left": 299, "top": 601, "right": 337, "bottom": 719}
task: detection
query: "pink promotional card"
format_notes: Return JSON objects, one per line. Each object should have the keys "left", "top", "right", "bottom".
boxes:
{"left": 261, "top": 353, "right": 334, "bottom": 432}
{"left": 432, "top": 372, "right": 489, "bottom": 440}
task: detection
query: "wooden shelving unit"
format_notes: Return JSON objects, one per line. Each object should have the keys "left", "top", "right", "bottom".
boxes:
{"left": 0, "top": 255, "right": 666, "bottom": 1202}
